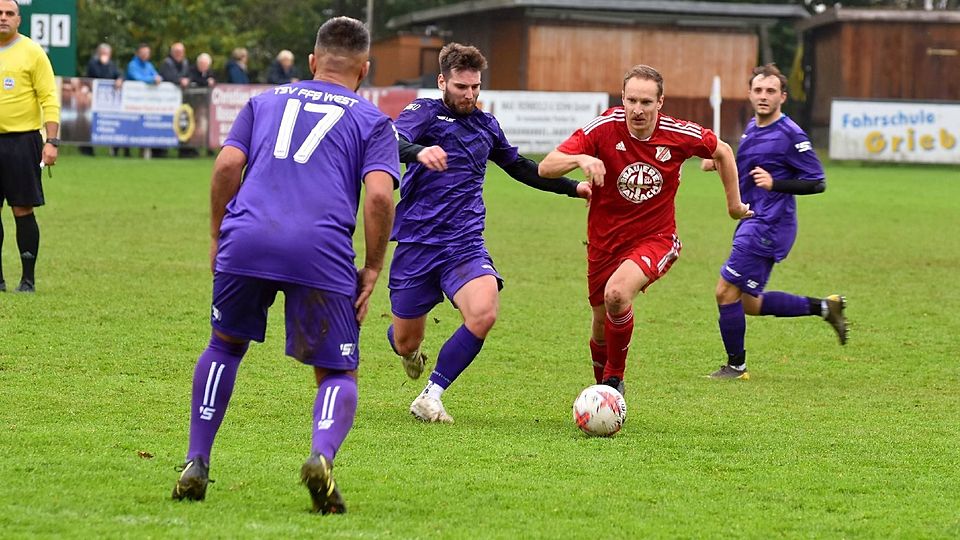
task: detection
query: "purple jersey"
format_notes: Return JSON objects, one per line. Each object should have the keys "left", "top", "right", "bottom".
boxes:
{"left": 392, "top": 98, "right": 519, "bottom": 245}
{"left": 216, "top": 80, "right": 400, "bottom": 296}
{"left": 732, "top": 115, "right": 824, "bottom": 261}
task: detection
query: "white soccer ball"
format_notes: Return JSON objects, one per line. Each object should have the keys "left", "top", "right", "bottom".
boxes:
{"left": 572, "top": 384, "right": 627, "bottom": 437}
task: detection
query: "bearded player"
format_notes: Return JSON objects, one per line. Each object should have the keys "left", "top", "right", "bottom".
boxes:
{"left": 387, "top": 43, "right": 589, "bottom": 423}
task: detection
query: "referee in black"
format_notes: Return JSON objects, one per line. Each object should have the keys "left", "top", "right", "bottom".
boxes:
{"left": 0, "top": 0, "right": 60, "bottom": 293}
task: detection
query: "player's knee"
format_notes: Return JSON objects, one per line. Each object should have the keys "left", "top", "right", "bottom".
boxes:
{"left": 715, "top": 279, "right": 740, "bottom": 304}
{"left": 314, "top": 367, "right": 356, "bottom": 386}
{"left": 603, "top": 287, "right": 630, "bottom": 313}
{"left": 466, "top": 306, "right": 498, "bottom": 336}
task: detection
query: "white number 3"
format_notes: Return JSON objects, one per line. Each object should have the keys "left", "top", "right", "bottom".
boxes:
{"left": 273, "top": 99, "right": 345, "bottom": 164}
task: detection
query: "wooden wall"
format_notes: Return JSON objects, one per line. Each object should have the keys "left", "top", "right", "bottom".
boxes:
{"left": 377, "top": 14, "right": 762, "bottom": 139}
{"left": 808, "top": 20, "right": 960, "bottom": 131}
{"left": 430, "top": 11, "right": 526, "bottom": 90}
{"left": 370, "top": 34, "right": 444, "bottom": 87}
{"left": 843, "top": 22, "right": 960, "bottom": 100}
{"left": 808, "top": 26, "right": 844, "bottom": 128}
{"left": 666, "top": 98, "right": 754, "bottom": 144}
{"left": 489, "top": 18, "right": 525, "bottom": 90}
{"left": 525, "top": 23, "right": 758, "bottom": 98}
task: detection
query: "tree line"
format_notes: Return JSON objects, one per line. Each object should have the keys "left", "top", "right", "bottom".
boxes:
{"left": 75, "top": 0, "right": 956, "bottom": 79}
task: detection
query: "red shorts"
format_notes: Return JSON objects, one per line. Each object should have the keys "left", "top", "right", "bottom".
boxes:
{"left": 587, "top": 234, "right": 682, "bottom": 306}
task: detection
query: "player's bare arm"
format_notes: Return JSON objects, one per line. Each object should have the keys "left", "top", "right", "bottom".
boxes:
{"left": 209, "top": 145, "right": 247, "bottom": 272}
{"left": 356, "top": 170, "right": 396, "bottom": 323}
{"left": 712, "top": 140, "right": 753, "bottom": 220}
{"left": 538, "top": 150, "right": 606, "bottom": 187}
{"left": 700, "top": 158, "right": 716, "bottom": 172}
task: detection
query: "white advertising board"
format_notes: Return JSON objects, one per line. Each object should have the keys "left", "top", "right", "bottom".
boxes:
{"left": 830, "top": 99, "right": 960, "bottom": 164}
{"left": 416, "top": 89, "right": 609, "bottom": 153}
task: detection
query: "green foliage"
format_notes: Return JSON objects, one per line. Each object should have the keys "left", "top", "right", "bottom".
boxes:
{"left": 75, "top": 0, "right": 959, "bottom": 79}
{"left": 75, "top": 0, "right": 464, "bottom": 80}
{"left": 77, "top": 0, "right": 261, "bottom": 77}
{"left": 1, "top": 154, "right": 958, "bottom": 536}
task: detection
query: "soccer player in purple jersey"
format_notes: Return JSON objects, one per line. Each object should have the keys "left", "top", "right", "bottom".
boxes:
{"left": 171, "top": 17, "right": 399, "bottom": 514}
{"left": 702, "top": 64, "right": 847, "bottom": 380}
{"left": 386, "top": 43, "right": 590, "bottom": 423}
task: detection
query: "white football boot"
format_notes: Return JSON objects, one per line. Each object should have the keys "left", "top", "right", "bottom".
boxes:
{"left": 409, "top": 394, "right": 454, "bottom": 424}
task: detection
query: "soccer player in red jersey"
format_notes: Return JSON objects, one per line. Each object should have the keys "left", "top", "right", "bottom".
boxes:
{"left": 539, "top": 65, "right": 753, "bottom": 394}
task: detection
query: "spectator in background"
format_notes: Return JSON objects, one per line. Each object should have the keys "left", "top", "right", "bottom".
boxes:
{"left": 190, "top": 53, "right": 216, "bottom": 87}
{"left": 157, "top": 42, "right": 191, "bottom": 158}
{"left": 85, "top": 43, "right": 123, "bottom": 87}
{"left": 125, "top": 43, "right": 162, "bottom": 84}
{"left": 125, "top": 44, "right": 161, "bottom": 158}
{"left": 82, "top": 43, "right": 122, "bottom": 156}
{"left": 160, "top": 42, "right": 190, "bottom": 88}
{"left": 266, "top": 49, "right": 299, "bottom": 84}
{"left": 225, "top": 47, "right": 249, "bottom": 84}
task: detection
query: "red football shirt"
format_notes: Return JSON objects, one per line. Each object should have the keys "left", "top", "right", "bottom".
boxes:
{"left": 557, "top": 107, "right": 718, "bottom": 256}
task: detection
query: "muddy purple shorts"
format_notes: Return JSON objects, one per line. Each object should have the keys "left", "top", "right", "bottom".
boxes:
{"left": 211, "top": 272, "right": 359, "bottom": 369}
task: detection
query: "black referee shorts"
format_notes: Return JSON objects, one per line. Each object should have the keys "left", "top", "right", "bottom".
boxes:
{"left": 0, "top": 131, "right": 45, "bottom": 208}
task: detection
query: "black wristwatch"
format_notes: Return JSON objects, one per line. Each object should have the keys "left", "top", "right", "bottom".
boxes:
{"left": 46, "top": 138, "right": 60, "bottom": 147}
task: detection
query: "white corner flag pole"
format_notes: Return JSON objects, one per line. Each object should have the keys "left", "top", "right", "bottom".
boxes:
{"left": 710, "top": 75, "right": 722, "bottom": 140}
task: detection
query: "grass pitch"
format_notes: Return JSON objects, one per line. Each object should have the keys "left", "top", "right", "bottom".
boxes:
{"left": 1, "top": 153, "right": 958, "bottom": 538}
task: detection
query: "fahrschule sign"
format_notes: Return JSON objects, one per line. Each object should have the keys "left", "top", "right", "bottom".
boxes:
{"left": 830, "top": 99, "right": 959, "bottom": 164}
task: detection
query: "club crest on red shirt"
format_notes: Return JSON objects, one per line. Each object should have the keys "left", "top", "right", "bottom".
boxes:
{"left": 655, "top": 146, "right": 672, "bottom": 162}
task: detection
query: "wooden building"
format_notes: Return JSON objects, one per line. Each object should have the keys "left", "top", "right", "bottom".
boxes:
{"left": 797, "top": 7, "right": 960, "bottom": 141}
{"left": 386, "top": 0, "right": 808, "bottom": 139}
{"left": 370, "top": 34, "right": 446, "bottom": 87}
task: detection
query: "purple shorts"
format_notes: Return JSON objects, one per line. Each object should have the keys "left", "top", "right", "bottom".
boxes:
{"left": 719, "top": 247, "right": 775, "bottom": 296}
{"left": 211, "top": 272, "right": 359, "bottom": 369}
{"left": 388, "top": 242, "right": 503, "bottom": 319}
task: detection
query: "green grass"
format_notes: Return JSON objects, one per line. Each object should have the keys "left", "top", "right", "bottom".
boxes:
{"left": 1, "top": 154, "right": 958, "bottom": 538}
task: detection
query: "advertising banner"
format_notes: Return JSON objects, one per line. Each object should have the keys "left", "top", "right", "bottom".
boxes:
{"left": 207, "top": 85, "right": 416, "bottom": 149}
{"left": 830, "top": 99, "right": 960, "bottom": 164}
{"left": 206, "top": 84, "right": 272, "bottom": 148}
{"left": 59, "top": 82, "right": 611, "bottom": 154}
{"left": 90, "top": 79, "right": 182, "bottom": 147}
{"left": 416, "top": 89, "right": 609, "bottom": 153}
{"left": 357, "top": 87, "right": 418, "bottom": 119}
{"left": 59, "top": 76, "right": 92, "bottom": 143}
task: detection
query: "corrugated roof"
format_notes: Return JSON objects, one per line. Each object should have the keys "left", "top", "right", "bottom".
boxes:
{"left": 797, "top": 6, "right": 960, "bottom": 33}
{"left": 388, "top": 0, "right": 809, "bottom": 29}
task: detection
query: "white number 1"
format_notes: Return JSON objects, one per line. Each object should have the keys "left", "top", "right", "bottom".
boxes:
{"left": 273, "top": 99, "right": 345, "bottom": 164}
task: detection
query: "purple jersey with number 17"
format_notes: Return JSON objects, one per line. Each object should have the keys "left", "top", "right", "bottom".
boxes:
{"left": 216, "top": 80, "right": 400, "bottom": 296}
